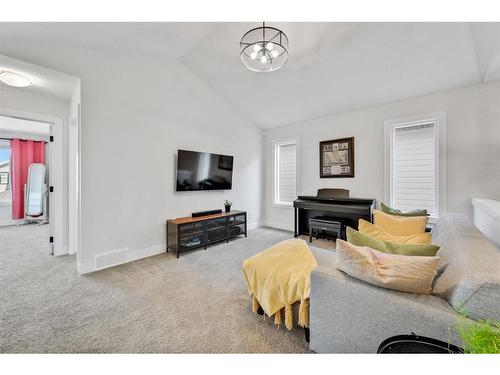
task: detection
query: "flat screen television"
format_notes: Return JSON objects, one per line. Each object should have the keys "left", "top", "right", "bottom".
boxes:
{"left": 176, "top": 149, "right": 234, "bottom": 191}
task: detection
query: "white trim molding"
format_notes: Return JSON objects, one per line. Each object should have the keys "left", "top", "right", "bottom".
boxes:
{"left": 77, "top": 243, "right": 166, "bottom": 274}
{"left": 77, "top": 222, "right": 264, "bottom": 275}
{"left": 76, "top": 222, "right": 262, "bottom": 274}
{"left": 0, "top": 218, "right": 24, "bottom": 227}
{"left": 384, "top": 111, "right": 447, "bottom": 221}
{"left": 262, "top": 220, "right": 294, "bottom": 232}
{"left": 247, "top": 221, "right": 261, "bottom": 230}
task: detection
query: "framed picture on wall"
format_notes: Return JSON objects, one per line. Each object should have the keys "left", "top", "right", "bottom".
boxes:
{"left": 319, "top": 137, "right": 354, "bottom": 178}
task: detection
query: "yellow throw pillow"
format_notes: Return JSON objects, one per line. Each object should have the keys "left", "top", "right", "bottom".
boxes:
{"left": 358, "top": 219, "right": 432, "bottom": 245}
{"left": 335, "top": 239, "right": 440, "bottom": 294}
{"left": 373, "top": 209, "right": 429, "bottom": 236}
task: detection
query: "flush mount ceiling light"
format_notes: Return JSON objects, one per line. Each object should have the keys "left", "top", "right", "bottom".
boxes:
{"left": 240, "top": 22, "right": 289, "bottom": 72}
{"left": 0, "top": 70, "right": 32, "bottom": 87}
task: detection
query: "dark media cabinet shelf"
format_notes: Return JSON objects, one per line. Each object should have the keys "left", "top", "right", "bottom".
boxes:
{"left": 166, "top": 210, "right": 247, "bottom": 258}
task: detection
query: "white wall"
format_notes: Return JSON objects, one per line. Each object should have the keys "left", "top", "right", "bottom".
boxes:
{"left": 0, "top": 42, "right": 263, "bottom": 273}
{"left": 264, "top": 81, "right": 500, "bottom": 230}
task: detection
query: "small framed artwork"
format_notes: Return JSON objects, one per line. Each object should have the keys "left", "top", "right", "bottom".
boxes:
{"left": 319, "top": 137, "right": 354, "bottom": 178}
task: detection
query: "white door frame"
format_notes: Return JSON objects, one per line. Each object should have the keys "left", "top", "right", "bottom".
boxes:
{"left": 0, "top": 106, "right": 72, "bottom": 256}
{"left": 68, "top": 99, "right": 80, "bottom": 257}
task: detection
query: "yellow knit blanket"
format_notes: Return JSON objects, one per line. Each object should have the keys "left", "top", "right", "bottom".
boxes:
{"left": 242, "top": 239, "right": 318, "bottom": 330}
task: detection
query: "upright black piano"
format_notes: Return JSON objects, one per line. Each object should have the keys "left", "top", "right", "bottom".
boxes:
{"left": 293, "top": 189, "right": 376, "bottom": 239}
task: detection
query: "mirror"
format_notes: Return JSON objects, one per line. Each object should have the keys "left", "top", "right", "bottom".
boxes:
{"left": 26, "top": 163, "right": 46, "bottom": 216}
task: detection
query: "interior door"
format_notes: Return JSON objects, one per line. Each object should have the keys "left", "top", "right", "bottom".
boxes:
{"left": 47, "top": 128, "right": 54, "bottom": 254}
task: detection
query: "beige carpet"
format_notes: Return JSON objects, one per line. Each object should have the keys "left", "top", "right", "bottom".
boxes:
{"left": 0, "top": 224, "right": 310, "bottom": 353}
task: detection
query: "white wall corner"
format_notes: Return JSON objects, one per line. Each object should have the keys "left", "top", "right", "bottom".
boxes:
{"left": 247, "top": 221, "right": 261, "bottom": 230}
{"left": 126, "top": 244, "right": 165, "bottom": 263}
{"left": 262, "top": 220, "right": 294, "bottom": 232}
{"left": 76, "top": 261, "right": 95, "bottom": 275}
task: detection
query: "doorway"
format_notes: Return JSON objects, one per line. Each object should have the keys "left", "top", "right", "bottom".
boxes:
{"left": 0, "top": 108, "right": 72, "bottom": 256}
{"left": 0, "top": 115, "right": 54, "bottom": 250}
{"left": 0, "top": 55, "right": 81, "bottom": 264}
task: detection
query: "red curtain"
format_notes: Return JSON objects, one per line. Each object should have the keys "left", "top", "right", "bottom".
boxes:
{"left": 10, "top": 139, "right": 46, "bottom": 219}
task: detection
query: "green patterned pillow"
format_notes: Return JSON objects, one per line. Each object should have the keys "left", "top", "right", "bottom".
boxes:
{"left": 346, "top": 226, "right": 439, "bottom": 256}
{"left": 381, "top": 202, "right": 428, "bottom": 217}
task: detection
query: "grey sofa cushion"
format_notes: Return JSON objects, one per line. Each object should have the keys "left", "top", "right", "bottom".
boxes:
{"left": 431, "top": 213, "right": 500, "bottom": 321}
{"left": 310, "top": 264, "right": 462, "bottom": 353}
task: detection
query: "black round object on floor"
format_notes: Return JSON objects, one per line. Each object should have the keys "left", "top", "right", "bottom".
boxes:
{"left": 377, "top": 334, "right": 463, "bottom": 354}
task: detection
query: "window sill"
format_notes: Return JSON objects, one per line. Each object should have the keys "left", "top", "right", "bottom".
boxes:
{"left": 272, "top": 202, "right": 294, "bottom": 209}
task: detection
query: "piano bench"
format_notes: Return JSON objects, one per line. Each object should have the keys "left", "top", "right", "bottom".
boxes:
{"left": 309, "top": 218, "right": 342, "bottom": 243}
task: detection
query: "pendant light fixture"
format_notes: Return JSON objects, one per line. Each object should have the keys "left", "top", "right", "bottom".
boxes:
{"left": 240, "top": 22, "right": 289, "bottom": 72}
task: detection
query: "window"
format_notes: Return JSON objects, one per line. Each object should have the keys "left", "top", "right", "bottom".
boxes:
{"left": 274, "top": 140, "right": 297, "bottom": 206}
{"left": 0, "top": 140, "right": 12, "bottom": 206}
{"left": 385, "top": 115, "right": 446, "bottom": 219}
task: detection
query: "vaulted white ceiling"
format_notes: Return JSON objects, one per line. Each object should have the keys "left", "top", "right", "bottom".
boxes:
{"left": 180, "top": 23, "right": 500, "bottom": 128}
{"left": 0, "top": 53, "right": 79, "bottom": 101}
{"left": 1, "top": 22, "right": 500, "bottom": 128}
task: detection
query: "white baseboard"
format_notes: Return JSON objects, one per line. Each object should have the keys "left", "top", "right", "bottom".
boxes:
{"left": 53, "top": 245, "right": 69, "bottom": 257}
{"left": 77, "top": 243, "right": 165, "bottom": 275}
{"left": 262, "top": 220, "right": 294, "bottom": 232}
{"left": 127, "top": 244, "right": 165, "bottom": 263}
{"left": 247, "top": 221, "right": 261, "bottom": 230}
{"left": 77, "top": 261, "right": 95, "bottom": 275}
{"left": 0, "top": 219, "right": 24, "bottom": 227}
{"left": 77, "top": 221, "right": 263, "bottom": 275}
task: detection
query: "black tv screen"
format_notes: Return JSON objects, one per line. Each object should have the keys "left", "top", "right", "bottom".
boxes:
{"left": 176, "top": 149, "right": 234, "bottom": 191}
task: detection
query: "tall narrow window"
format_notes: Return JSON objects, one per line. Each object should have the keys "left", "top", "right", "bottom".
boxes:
{"left": 390, "top": 121, "right": 438, "bottom": 217}
{"left": 274, "top": 141, "right": 297, "bottom": 206}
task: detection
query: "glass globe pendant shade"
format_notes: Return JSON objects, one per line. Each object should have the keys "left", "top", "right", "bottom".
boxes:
{"left": 0, "top": 70, "right": 32, "bottom": 87}
{"left": 240, "top": 23, "right": 289, "bottom": 72}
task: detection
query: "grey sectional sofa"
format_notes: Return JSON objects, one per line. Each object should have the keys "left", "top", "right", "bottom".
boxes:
{"left": 308, "top": 213, "right": 500, "bottom": 353}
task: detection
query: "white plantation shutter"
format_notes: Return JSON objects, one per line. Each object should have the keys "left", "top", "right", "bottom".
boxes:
{"left": 275, "top": 141, "right": 297, "bottom": 204}
{"left": 392, "top": 122, "right": 438, "bottom": 216}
